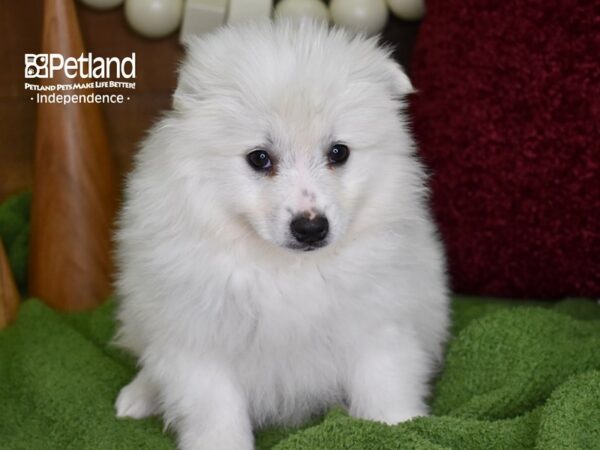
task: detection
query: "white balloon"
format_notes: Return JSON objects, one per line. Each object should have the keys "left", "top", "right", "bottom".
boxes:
{"left": 275, "top": 0, "right": 329, "bottom": 23}
{"left": 330, "top": 0, "right": 388, "bottom": 35}
{"left": 386, "top": 0, "right": 425, "bottom": 21}
{"left": 78, "top": 0, "right": 123, "bottom": 9}
{"left": 125, "top": 0, "right": 183, "bottom": 38}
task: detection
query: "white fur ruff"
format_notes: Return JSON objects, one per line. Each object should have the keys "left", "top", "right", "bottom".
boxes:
{"left": 114, "top": 20, "right": 449, "bottom": 450}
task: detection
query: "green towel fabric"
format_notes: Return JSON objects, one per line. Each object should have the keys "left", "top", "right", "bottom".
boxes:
{"left": 1, "top": 296, "right": 599, "bottom": 450}
{"left": 0, "top": 192, "right": 31, "bottom": 293}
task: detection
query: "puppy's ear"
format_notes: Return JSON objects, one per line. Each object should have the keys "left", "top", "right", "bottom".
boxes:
{"left": 386, "top": 61, "right": 415, "bottom": 98}
{"left": 173, "top": 36, "right": 206, "bottom": 111}
{"left": 172, "top": 76, "right": 198, "bottom": 111}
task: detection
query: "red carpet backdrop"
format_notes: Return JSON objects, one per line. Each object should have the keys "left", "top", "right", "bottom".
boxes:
{"left": 410, "top": 0, "right": 600, "bottom": 298}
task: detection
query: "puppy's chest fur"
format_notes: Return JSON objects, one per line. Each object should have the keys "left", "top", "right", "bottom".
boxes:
{"left": 188, "top": 254, "right": 395, "bottom": 424}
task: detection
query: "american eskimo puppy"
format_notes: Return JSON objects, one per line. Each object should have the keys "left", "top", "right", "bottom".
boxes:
{"left": 114, "top": 20, "right": 449, "bottom": 450}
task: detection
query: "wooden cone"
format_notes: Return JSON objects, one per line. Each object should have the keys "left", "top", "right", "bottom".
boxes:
{"left": 0, "top": 240, "right": 19, "bottom": 328}
{"left": 29, "top": 0, "right": 117, "bottom": 311}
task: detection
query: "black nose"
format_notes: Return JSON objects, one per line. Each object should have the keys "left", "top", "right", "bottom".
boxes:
{"left": 290, "top": 215, "right": 329, "bottom": 245}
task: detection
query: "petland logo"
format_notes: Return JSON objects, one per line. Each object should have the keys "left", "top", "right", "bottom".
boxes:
{"left": 25, "top": 52, "right": 136, "bottom": 79}
{"left": 24, "top": 52, "right": 136, "bottom": 104}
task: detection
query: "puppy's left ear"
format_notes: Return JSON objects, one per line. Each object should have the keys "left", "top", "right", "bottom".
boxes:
{"left": 386, "top": 61, "right": 415, "bottom": 98}
{"left": 172, "top": 35, "right": 207, "bottom": 111}
{"left": 173, "top": 77, "right": 198, "bottom": 111}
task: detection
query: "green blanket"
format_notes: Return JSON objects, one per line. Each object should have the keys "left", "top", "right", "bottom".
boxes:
{"left": 0, "top": 192, "right": 30, "bottom": 293}
{"left": 1, "top": 297, "right": 599, "bottom": 449}
{"left": 1, "top": 193, "right": 599, "bottom": 449}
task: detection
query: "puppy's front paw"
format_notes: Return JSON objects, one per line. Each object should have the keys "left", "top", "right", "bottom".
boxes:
{"left": 350, "top": 402, "right": 428, "bottom": 425}
{"left": 178, "top": 427, "right": 254, "bottom": 450}
{"left": 351, "top": 405, "right": 427, "bottom": 425}
{"left": 115, "top": 374, "right": 159, "bottom": 419}
{"left": 375, "top": 407, "right": 428, "bottom": 425}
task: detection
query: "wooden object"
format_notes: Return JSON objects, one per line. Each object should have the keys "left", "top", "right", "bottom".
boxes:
{"left": 179, "top": 0, "right": 227, "bottom": 44}
{"left": 0, "top": 240, "right": 19, "bottom": 329}
{"left": 29, "top": 0, "right": 117, "bottom": 311}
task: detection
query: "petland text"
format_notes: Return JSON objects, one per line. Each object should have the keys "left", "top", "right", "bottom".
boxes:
{"left": 25, "top": 53, "right": 136, "bottom": 79}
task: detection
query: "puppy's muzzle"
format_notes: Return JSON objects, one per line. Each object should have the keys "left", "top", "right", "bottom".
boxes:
{"left": 290, "top": 214, "right": 329, "bottom": 247}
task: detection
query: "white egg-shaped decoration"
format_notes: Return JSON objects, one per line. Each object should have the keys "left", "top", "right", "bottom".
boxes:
{"left": 227, "top": 0, "right": 273, "bottom": 24}
{"left": 275, "top": 0, "right": 329, "bottom": 23}
{"left": 78, "top": 0, "right": 124, "bottom": 9}
{"left": 386, "top": 0, "right": 425, "bottom": 21}
{"left": 330, "top": 0, "right": 388, "bottom": 35}
{"left": 125, "top": 0, "right": 183, "bottom": 38}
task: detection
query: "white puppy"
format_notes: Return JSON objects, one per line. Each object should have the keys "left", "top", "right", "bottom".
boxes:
{"left": 114, "top": 20, "right": 449, "bottom": 450}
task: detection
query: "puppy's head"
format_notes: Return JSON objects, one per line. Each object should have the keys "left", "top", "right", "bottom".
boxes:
{"left": 170, "top": 20, "right": 418, "bottom": 253}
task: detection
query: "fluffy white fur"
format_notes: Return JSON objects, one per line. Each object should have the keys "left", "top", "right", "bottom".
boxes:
{"left": 114, "top": 20, "right": 449, "bottom": 450}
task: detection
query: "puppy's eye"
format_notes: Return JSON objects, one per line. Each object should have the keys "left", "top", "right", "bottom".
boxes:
{"left": 247, "top": 150, "right": 273, "bottom": 172}
{"left": 328, "top": 144, "right": 350, "bottom": 165}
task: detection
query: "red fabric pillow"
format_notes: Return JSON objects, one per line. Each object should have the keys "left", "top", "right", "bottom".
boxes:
{"left": 409, "top": 0, "right": 600, "bottom": 298}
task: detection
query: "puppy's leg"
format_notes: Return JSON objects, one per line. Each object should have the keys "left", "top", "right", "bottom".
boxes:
{"left": 146, "top": 352, "right": 253, "bottom": 450}
{"left": 347, "top": 325, "right": 429, "bottom": 424}
{"left": 116, "top": 367, "right": 160, "bottom": 419}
